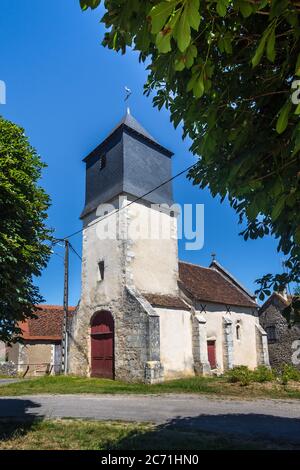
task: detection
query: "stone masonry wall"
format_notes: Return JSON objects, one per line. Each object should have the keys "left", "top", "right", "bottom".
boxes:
{"left": 259, "top": 302, "right": 300, "bottom": 370}
{"left": 0, "top": 361, "right": 17, "bottom": 377}
{"left": 68, "top": 285, "right": 162, "bottom": 382}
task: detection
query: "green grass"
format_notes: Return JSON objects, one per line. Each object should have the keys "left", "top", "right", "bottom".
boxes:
{"left": 0, "top": 418, "right": 296, "bottom": 450}
{"left": 0, "top": 374, "right": 300, "bottom": 399}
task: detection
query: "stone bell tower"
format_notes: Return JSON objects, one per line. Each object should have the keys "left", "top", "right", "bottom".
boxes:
{"left": 68, "top": 109, "right": 179, "bottom": 383}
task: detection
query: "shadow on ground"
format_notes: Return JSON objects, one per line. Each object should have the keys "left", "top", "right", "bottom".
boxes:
{"left": 110, "top": 414, "right": 300, "bottom": 450}
{"left": 0, "top": 400, "right": 300, "bottom": 450}
{"left": 0, "top": 399, "right": 42, "bottom": 442}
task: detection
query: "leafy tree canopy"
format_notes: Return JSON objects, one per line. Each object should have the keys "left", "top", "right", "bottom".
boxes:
{"left": 0, "top": 117, "right": 52, "bottom": 342}
{"left": 80, "top": 0, "right": 300, "bottom": 302}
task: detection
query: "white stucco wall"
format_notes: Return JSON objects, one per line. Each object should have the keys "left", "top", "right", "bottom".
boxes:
{"left": 81, "top": 199, "right": 125, "bottom": 305}
{"left": 81, "top": 198, "right": 179, "bottom": 303}
{"left": 158, "top": 308, "right": 194, "bottom": 379}
{"left": 198, "top": 302, "right": 259, "bottom": 372}
{"left": 128, "top": 202, "right": 179, "bottom": 295}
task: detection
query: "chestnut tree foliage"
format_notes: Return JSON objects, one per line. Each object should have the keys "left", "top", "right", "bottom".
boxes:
{"left": 0, "top": 117, "right": 51, "bottom": 342}
{"left": 80, "top": 0, "right": 300, "bottom": 302}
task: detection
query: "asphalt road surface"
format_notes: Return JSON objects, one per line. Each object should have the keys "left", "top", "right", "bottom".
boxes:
{"left": 0, "top": 393, "right": 300, "bottom": 444}
{"left": 0, "top": 379, "right": 21, "bottom": 386}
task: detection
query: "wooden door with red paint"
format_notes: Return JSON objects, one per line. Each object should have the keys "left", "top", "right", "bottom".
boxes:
{"left": 207, "top": 340, "right": 216, "bottom": 369}
{"left": 91, "top": 311, "right": 114, "bottom": 379}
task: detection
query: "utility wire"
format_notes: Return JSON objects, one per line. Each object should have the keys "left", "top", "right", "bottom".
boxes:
{"left": 69, "top": 242, "right": 82, "bottom": 261}
{"left": 53, "top": 162, "right": 196, "bottom": 244}
{"left": 52, "top": 251, "right": 64, "bottom": 260}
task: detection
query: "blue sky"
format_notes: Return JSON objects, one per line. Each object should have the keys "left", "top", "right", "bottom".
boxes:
{"left": 0, "top": 1, "right": 283, "bottom": 306}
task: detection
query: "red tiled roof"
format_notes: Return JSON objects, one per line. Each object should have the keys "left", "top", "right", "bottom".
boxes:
{"left": 178, "top": 261, "right": 257, "bottom": 308}
{"left": 19, "top": 305, "right": 76, "bottom": 341}
{"left": 143, "top": 294, "right": 190, "bottom": 310}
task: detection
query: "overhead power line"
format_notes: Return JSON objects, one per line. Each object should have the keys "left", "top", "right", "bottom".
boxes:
{"left": 69, "top": 242, "right": 82, "bottom": 261}
{"left": 53, "top": 162, "right": 196, "bottom": 244}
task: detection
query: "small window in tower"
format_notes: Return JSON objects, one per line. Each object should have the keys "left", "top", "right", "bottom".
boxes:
{"left": 100, "top": 154, "right": 106, "bottom": 171}
{"left": 236, "top": 324, "right": 241, "bottom": 340}
{"left": 98, "top": 260, "right": 105, "bottom": 281}
{"left": 266, "top": 325, "right": 277, "bottom": 343}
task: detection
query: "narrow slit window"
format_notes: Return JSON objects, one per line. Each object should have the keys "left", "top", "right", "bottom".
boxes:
{"left": 100, "top": 154, "right": 106, "bottom": 171}
{"left": 266, "top": 325, "right": 277, "bottom": 342}
{"left": 98, "top": 260, "right": 105, "bottom": 281}
{"left": 236, "top": 324, "right": 241, "bottom": 340}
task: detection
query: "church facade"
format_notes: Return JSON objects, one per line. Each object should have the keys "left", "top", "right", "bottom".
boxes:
{"left": 68, "top": 111, "right": 269, "bottom": 383}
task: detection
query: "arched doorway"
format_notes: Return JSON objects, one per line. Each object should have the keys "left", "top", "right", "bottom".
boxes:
{"left": 91, "top": 311, "right": 114, "bottom": 379}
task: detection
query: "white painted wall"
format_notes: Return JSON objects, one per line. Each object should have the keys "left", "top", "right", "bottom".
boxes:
{"left": 158, "top": 308, "right": 194, "bottom": 378}
{"left": 128, "top": 202, "right": 179, "bottom": 295}
{"left": 197, "top": 302, "right": 259, "bottom": 372}
{"left": 81, "top": 198, "right": 179, "bottom": 305}
{"left": 81, "top": 198, "right": 125, "bottom": 306}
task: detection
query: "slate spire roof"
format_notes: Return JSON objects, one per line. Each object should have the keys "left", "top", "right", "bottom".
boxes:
{"left": 83, "top": 108, "right": 173, "bottom": 163}
{"left": 106, "top": 107, "right": 158, "bottom": 144}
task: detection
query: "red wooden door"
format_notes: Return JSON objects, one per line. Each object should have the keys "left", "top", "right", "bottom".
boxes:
{"left": 91, "top": 311, "right": 114, "bottom": 379}
{"left": 207, "top": 340, "right": 216, "bottom": 369}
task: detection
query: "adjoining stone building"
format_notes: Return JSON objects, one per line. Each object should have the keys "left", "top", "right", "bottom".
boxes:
{"left": 259, "top": 293, "right": 300, "bottom": 370}
{"left": 5, "top": 305, "right": 75, "bottom": 376}
{"left": 68, "top": 110, "right": 269, "bottom": 383}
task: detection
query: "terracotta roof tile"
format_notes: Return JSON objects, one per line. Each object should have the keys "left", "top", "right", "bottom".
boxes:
{"left": 178, "top": 261, "right": 257, "bottom": 308}
{"left": 143, "top": 294, "right": 190, "bottom": 310}
{"left": 20, "top": 305, "right": 75, "bottom": 341}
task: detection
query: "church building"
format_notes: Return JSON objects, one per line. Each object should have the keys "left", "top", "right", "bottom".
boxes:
{"left": 68, "top": 110, "right": 269, "bottom": 383}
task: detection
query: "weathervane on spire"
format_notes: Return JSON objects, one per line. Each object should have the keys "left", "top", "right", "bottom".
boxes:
{"left": 124, "top": 86, "right": 132, "bottom": 115}
{"left": 125, "top": 86, "right": 132, "bottom": 102}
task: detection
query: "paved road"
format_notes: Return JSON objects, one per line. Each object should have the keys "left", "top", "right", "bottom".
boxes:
{"left": 0, "top": 379, "right": 21, "bottom": 386}
{"left": 0, "top": 394, "right": 300, "bottom": 444}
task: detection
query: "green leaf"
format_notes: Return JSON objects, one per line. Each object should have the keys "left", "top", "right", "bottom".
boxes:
{"left": 295, "top": 103, "right": 300, "bottom": 115}
{"left": 112, "top": 31, "right": 118, "bottom": 50}
{"left": 186, "top": 0, "right": 201, "bottom": 31}
{"left": 194, "top": 74, "right": 204, "bottom": 98}
{"left": 271, "top": 195, "right": 286, "bottom": 220}
{"left": 239, "top": 1, "right": 253, "bottom": 18}
{"left": 187, "top": 72, "right": 198, "bottom": 92}
{"left": 150, "top": 1, "right": 175, "bottom": 34}
{"left": 156, "top": 30, "right": 172, "bottom": 53}
{"left": 266, "top": 26, "right": 276, "bottom": 62}
{"left": 252, "top": 28, "right": 269, "bottom": 67}
{"left": 80, "top": 0, "right": 101, "bottom": 10}
{"left": 276, "top": 101, "right": 292, "bottom": 134}
{"left": 223, "top": 37, "right": 232, "bottom": 54}
{"left": 176, "top": 5, "right": 191, "bottom": 52}
{"left": 174, "top": 56, "right": 186, "bottom": 71}
{"left": 185, "top": 44, "right": 197, "bottom": 68}
{"left": 295, "top": 53, "right": 300, "bottom": 77}
{"left": 216, "top": 0, "right": 229, "bottom": 17}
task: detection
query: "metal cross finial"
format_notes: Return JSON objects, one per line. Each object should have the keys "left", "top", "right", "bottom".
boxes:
{"left": 125, "top": 86, "right": 132, "bottom": 102}
{"left": 211, "top": 252, "right": 216, "bottom": 262}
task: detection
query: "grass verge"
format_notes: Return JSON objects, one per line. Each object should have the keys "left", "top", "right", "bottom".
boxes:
{"left": 0, "top": 375, "right": 300, "bottom": 399}
{"left": 0, "top": 418, "right": 297, "bottom": 450}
